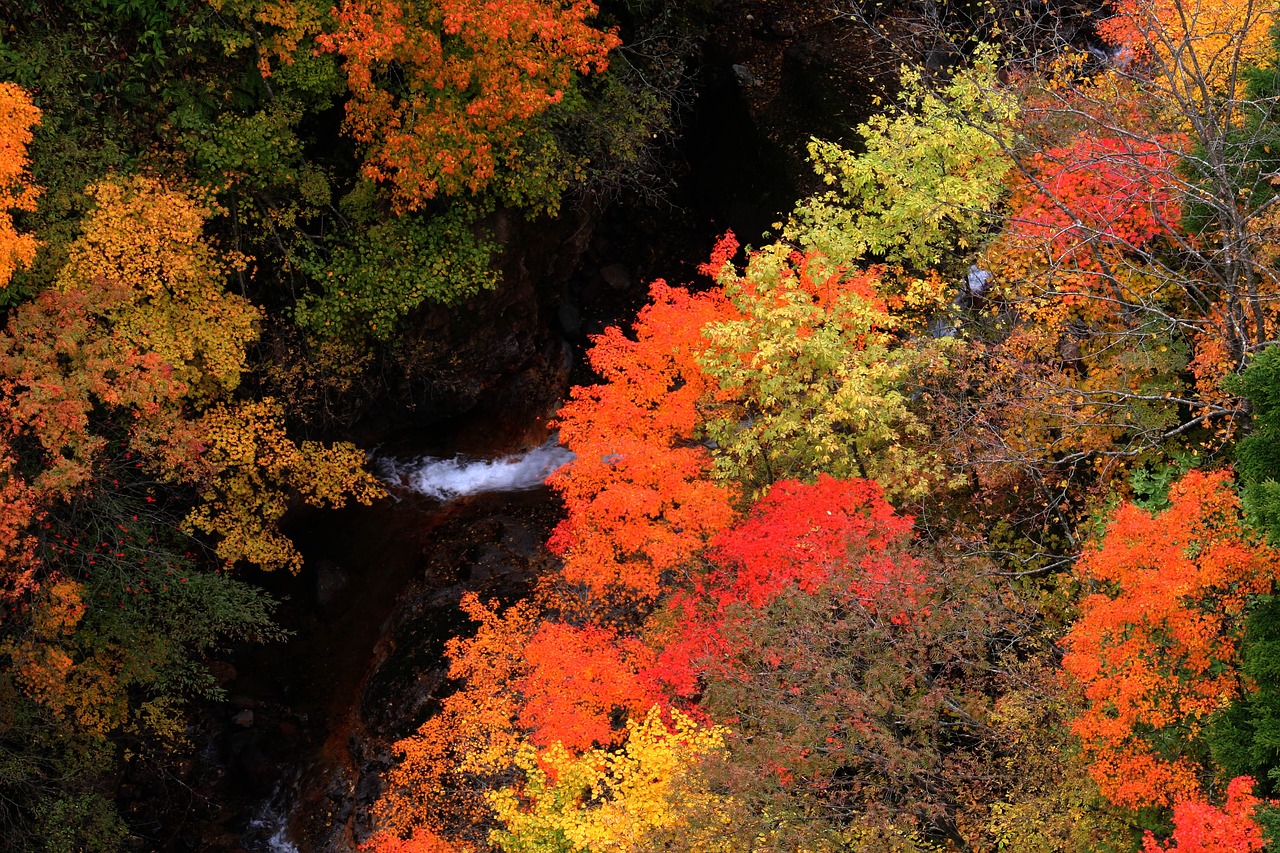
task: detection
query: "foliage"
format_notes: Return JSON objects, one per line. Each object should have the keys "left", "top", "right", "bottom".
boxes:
{"left": 316, "top": 0, "right": 620, "bottom": 212}
{"left": 374, "top": 595, "right": 664, "bottom": 849}
{"left": 650, "top": 475, "right": 922, "bottom": 699}
{"left": 643, "top": 475, "right": 1066, "bottom": 850}
{"left": 1099, "top": 0, "right": 1275, "bottom": 102}
{"left": 785, "top": 45, "right": 1018, "bottom": 272}
{"left": 374, "top": 594, "right": 538, "bottom": 848}
{"left": 1141, "top": 775, "right": 1268, "bottom": 853}
{"left": 177, "top": 399, "right": 383, "bottom": 571}
{"left": 1207, "top": 596, "right": 1280, "bottom": 793}
{"left": 1006, "top": 131, "right": 1185, "bottom": 261}
{"left": 698, "top": 235, "right": 955, "bottom": 500}
{"left": 0, "top": 82, "right": 40, "bottom": 293}
{"left": 295, "top": 204, "right": 499, "bottom": 340}
{"left": 516, "top": 620, "right": 660, "bottom": 753}
{"left": 487, "top": 707, "right": 728, "bottom": 853}
{"left": 1062, "top": 470, "right": 1280, "bottom": 810}
{"left": 548, "top": 280, "right": 737, "bottom": 602}
{"left": 53, "top": 175, "right": 259, "bottom": 399}
{"left": 1226, "top": 344, "right": 1280, "bottom": 543}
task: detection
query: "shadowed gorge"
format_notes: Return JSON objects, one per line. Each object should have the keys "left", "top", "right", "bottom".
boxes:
{"left": 5, "top": 1, "right": 1280, "bottom": 852}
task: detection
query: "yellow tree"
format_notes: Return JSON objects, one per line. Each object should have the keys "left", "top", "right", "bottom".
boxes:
{"left": 487, "top": 708, "right": 730, "bottom": 853}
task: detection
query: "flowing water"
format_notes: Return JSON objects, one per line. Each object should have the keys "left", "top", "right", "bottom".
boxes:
{"left": 227, "top": 434, "right": 567, "bottom": 852}
{"left": 377, "top": 438, "right": 574, "bottom": 500}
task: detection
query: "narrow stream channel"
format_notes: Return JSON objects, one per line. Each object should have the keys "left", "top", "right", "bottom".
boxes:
{"left": 201, "top": 428, "right": 569, "bottom": 852}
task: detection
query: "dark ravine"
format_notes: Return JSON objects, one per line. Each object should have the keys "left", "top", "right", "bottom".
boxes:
{"left": 181, "top": 426, "right": 570, "bottom": 852}
{"left": 166, "top": 5, "right": 903, "bottom": 849}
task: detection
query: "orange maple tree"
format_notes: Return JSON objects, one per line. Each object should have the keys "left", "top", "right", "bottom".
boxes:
{"left": 1061, "top": 470, "right": 1280, "bottom": 810}
{"left": 516, "top": 620, "right": 660, "bottom": 752}
{"left": 548, "top": 280, "right": 739, "bottom": 603}
{"left": 0, "top": 82, "right": 41, "bottom": 291}
{"left": 318, "top": 0, "right": 619, "bottom": 210}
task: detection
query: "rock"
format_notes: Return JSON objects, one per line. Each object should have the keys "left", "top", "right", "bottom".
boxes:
{"left": 315, "top": 558, "right": 351, "bottom": 619}
{"left": 768, "top": 18, "right": 796, "bottom": 39}
{"left": 599, "top": 262, "right": 632, "bottom": 291}
{"left": 732, "top": 63, "right": 759, "bottom": 87}
{"left": 233, "top": 709, "right": 255, "bottom": 728}
{"left": 206, "top": 659, "right": 237, "bottom": 688}
{"left": 557, "top": 300, "right": 582, "bottom": 336}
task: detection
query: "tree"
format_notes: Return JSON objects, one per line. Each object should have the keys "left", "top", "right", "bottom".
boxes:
{"left": 487, "top": 707, "right": 729, "bottom": 853}
{"left": 516, "top": 621, "right": 660, "bottom": 753}
{"left": 697, "top": 235, "right": 956, "bottom": 500}
{"left": 51, "top": 176, "right": 259, "bottom": 401}
{"left": 0, "top": 83, "right": 40, "bottom": 295}
{"left": 1224, "top": 343, "right": 1280, "bottom": 542}
{"left": 1099, "top": 0, "right": 1275, "bottom": 103}
{"left": 1, "top": 176, "right": 381, "bottom": 571}
{"left": 785, "top": 44, "right": 1018, "bottom": 273}
{"left": 1141, "top": 775, "right": 1269, "bottom": 853}
{"left": 1061, "top": 470, "right": 1280, "bottom": 810}
{"left": 548, "top": 280, "right": 737, "bottom": 603}
{"left": 316, "top": 0, "right": 620, "bottom": 212}
{"left": 372, "top": 595, "right": 537, "bottom": 848}
{"left": 648, "top": 476, "right": 1052, "bottom": 850}
{"left": 649, "top": 475, "right": 922, "bottom": 699}
{"left": 371, "top": 596, "right": 663, "bottom": 849}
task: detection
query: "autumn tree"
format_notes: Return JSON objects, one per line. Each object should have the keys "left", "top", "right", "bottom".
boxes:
{"left": 697, "top": 236, "right": 956, "bottom": 500}
{"left": 487, "top": 708, "right": 729, "bottom": 853}
{"left": 1061, "top": 470, "right": 1280, "bottom": 810}
{"left": 1141, "top": 775, "right": 1270, "bottom": 853}
{"left": 646, "top": 476, "right": 1057, "bottom": 850}
{"left": 371, "top": 594, "right": 663, "bottom": 849}
{"left": 548, "top": 280, "right": 737, "bottom": 604}
{"left": 316, "top": 0, "right": 620, "bottom": 212}
{"left": 0, "top": 82, "right": 40, "bottom": 296}
{"left": 1, "top": 175, "right": 381, "bottom": 569}
{"left": 0, "top": 171, "right": 379, "bottom": 846}
{"left": 1098, "top": 0, "right": 1275, "bottom": 103}
{"left": 785, "top": 44, "right": 1018, "bottom": 274}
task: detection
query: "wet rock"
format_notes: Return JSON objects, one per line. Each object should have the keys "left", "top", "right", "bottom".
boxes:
{"left": 599, "top": 262, "right": 632, "bottom": 291}
{"left": 206, "top": 660, "right": 237, "bottom": 688}
{"left": 315, "top": 558, "right": 352, "bottom": 619}
{"left": 733, "top": 63, "right": 759, "bottom": 87}
{"left": 228, "top": 731, "right": 273, "bottom": 783}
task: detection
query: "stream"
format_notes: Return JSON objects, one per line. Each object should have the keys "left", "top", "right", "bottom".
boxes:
{"left": 171, "top": 6, "right": 899, "bottom": 848}
{"left": 378, "top": 439, "right": 575, "bottom": 501}
{"left": 186, "top": 427, "right": 571, "bottom": 853}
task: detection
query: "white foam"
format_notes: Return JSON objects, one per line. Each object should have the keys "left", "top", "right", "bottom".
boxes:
{"left": 245, "top": 789, "right": 300, "bottom": 853}
{"left": 379, "top": 438, "right": 574, "bottom": 500}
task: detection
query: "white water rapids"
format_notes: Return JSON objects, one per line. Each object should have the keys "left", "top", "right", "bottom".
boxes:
{"left": 377, "top": 437, "right": 575, "bottom": 500}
